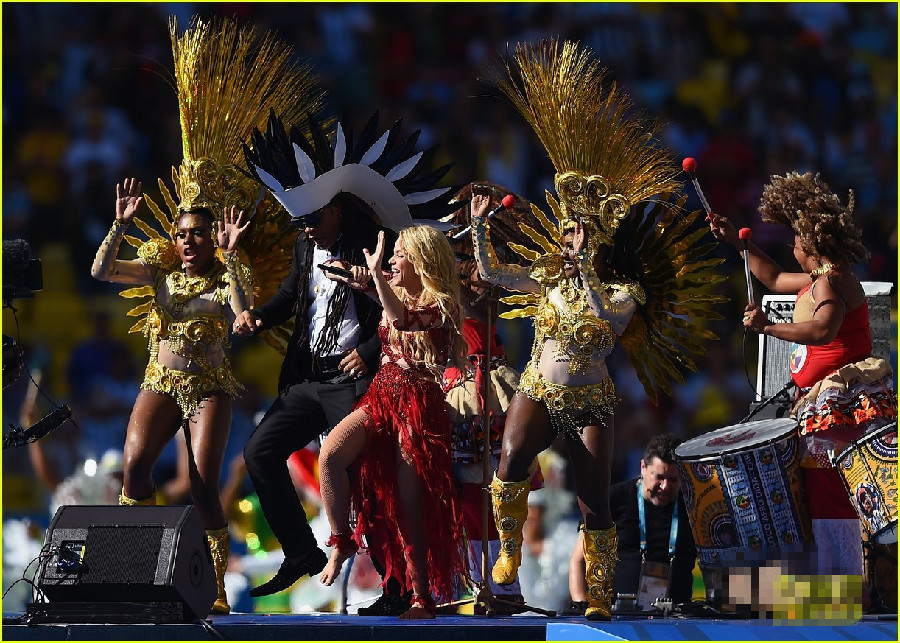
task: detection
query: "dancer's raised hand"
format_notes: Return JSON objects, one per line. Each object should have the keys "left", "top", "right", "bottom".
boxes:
{"left": 218, "top": 205, "right": 250, "bottom": 251}
{"left": 115, "top": 178, "right": 143, "bottom": 224}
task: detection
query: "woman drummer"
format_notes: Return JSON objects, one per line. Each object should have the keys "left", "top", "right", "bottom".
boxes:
{"left": 708, "top": 171, "right": 897, "bottom": 578}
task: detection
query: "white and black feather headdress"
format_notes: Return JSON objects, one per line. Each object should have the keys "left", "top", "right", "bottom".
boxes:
{"left": 243, "top": 111, "right": 458, "bottom": 231}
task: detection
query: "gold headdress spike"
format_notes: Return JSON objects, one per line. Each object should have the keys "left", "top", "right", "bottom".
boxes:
{"left": 168, "top": 15, "right": 325, "bottom": 214}
{"left": 120, "top": 16, "right": 327, "bottom": 355}
{"left": 491, "top": 39, "right": 681, "bottom": 245}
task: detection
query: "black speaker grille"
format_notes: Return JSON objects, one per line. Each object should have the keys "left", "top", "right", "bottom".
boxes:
{"left": 81, "top": 525, "right": 164, "bottom": 584}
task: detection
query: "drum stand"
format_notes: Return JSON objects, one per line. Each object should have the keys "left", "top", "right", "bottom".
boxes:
{"left": 438, "top": 284, "right": 555, "bottom": 617}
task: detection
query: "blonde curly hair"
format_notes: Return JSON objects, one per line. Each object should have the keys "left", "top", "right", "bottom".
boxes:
{"left": 388, "top": 225, "right": 465, "bottom": 372}
{"left": 758, "top": 171, "right": 870, "bottom": 265}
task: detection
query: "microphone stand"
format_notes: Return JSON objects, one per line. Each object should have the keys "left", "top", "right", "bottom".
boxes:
{"left": 739, "top": 380, "right": 794, "bottom": 424}
{"left": 439, "top": 284, "right": 555, "bottom": 617}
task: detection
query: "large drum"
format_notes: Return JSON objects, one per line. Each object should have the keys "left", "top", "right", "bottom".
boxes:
{"left": 675, "top": 419, "right": 812, "bottom": 571}
{"left": 832, "top": 422, "right": 898, "bottom": 545}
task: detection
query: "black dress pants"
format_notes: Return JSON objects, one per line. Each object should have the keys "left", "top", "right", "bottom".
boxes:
{"left": 244, "top": 373, "right": 360, "bottom": 559}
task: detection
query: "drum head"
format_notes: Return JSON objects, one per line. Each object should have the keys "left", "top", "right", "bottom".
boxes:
{"left": 835, "top": 421, "right": 898, "bottom": 464}
{"left": 675, "top": 418, "right": 798, "bottom": 461}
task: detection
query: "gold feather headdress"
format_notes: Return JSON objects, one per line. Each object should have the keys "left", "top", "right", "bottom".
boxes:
{"left": 491, "top": 39, "right": 681, "bottom": 246}
{"left": 490, "top": 40, "right": 727, "bottom": 404}
{"left": 120, "top": 16, "right": 327, "bottom": 354}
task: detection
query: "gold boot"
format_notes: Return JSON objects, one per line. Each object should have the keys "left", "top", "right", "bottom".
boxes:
{"left": 582, "top": 525, "right": 617, "bottom": 621}
{"left": 207, "top": 527, "right": 231, "bottom": 614}
{"left": 118, "top": 488, "right": 156, "bottom": 506}
{"left": 489, "top": 473, "right": 530, "bottom": 586}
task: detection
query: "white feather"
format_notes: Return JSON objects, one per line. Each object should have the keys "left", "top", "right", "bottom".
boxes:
{"left": 254, "top": 166, "right": 284, "bottom": 192}
{"left": 385, "top": 151, "right": 423, "bottom": 182}
{"left": 333, "top": 124, "right": 347, "bottom": 168}
{"left": 293, "top": 143, "right": 316, "bottom": 184}
{"left": 359, "top": 130, "right": 390, "bottom": 166}
{"left": 404, "top": 186, "right": 452, "bottom": 205}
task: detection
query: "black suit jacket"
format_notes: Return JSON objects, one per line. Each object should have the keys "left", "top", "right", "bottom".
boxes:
{"left": 253, "top": 230, "right": 395, "bottom": 395}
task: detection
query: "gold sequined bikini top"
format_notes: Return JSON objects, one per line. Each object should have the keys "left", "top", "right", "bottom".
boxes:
{"left": 141, "top": 266, "right": 232, "bottom": 368}
{"left": 528, "top": 255, "right": 612, "bottom": 373}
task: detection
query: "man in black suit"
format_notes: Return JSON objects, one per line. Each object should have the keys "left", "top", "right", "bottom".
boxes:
{"left": 234, "top": 191, "right": 394, "bottom": 597}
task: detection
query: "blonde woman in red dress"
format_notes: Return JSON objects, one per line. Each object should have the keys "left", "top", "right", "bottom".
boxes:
{"left": 316, "top": 225, "right": 467, "bottom": 619}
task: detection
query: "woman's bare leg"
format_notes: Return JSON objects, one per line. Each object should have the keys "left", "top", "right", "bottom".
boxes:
{"left": 184, "top": 392, "right": 232, "bottom": 529}
{"left": 497, "top": 393, "right": 556, "bottom": 482}
{"left": 318, "top": 408, "right": 369, "bottom": 585}
{"left": 566, "top": 417, "right": 614, "bottom": 530}
{"left": 121, "top": 390, "right": 183, "bottom": 500}
{"left": 395, "top": 448, "right": 432, "bottom": 620}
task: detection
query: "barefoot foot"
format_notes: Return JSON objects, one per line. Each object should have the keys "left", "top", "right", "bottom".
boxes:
{"left": 319, "top": 546, "right": 354, "bottom": 586}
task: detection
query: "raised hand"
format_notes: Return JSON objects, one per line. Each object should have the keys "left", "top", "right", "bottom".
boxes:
{"left": 707, "top": 211, "right": 739, "bottom": 246}
{"left": 115, "top": 178, "right": 143, "bottom": 224}
{"left": 572, "top": 219, "right": 587, "bottom": 254}
{"left": 218, "top": 205, "right": 250, "bottom": 251}
{"left": 363, "top": 230, "right": 385, "bottom": 275}
{"left": 470, "top": 193, "right": 491, "bottom": 219}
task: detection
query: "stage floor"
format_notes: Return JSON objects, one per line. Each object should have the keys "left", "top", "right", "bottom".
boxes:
{"left": 2, "top": 611, "right": 896, "bottom": 641}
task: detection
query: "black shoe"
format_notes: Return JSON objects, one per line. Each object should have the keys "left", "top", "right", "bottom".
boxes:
{"left": 249, "top": 548, "right": 328, "bottom": 597}
{"left": 562, "top": 600, "right": 588, "bottom": 616}
{"left": 357, "top": 591, "right": 412, "bottom": 616}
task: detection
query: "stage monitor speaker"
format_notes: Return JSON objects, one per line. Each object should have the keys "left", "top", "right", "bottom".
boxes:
{"left": 36, "top": 505, "right": 215, "bottom": 621}
{"left": 756, "top": 281, "right": 894, "bottom": 399}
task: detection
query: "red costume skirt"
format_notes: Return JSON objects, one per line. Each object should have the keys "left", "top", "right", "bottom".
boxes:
{"left": 351, "top": 362, "right": 466, "bottom": 602}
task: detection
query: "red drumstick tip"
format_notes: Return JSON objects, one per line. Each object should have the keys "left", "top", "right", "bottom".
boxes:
{"left": 682, "top": 157, "right": 697, "bottom": 173}
{"left": 739, "top": 227, "right": 752, "bottom": 240}
{"left": 501, "top": 194, "right": 516, "bottom": 209}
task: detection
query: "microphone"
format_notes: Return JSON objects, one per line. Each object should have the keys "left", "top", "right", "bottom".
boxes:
{"left": 739, "top": 227, "right": 754, "bottom": 304}
{"left": 681, "top": 157, "right": 712, "bottom": 216}
{"left": 453, "top": 194, "right": 516, "bottom": 240}
{"left": 3, "top": 404, "right": 72, "bottom": 449}
{"left": 317, "top": 263, "right": 374, "bottom": 288}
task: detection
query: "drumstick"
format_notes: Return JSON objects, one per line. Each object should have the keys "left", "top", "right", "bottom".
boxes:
{"left": 739, "top": 227, "right": 754, "bottom": 304}
{"left": 682, "top": 157, "right": 712, "bottom": 216}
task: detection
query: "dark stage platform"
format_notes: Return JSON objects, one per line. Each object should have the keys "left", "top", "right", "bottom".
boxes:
{"left": 2, "top": 612, "right": 896, "bottom": 641}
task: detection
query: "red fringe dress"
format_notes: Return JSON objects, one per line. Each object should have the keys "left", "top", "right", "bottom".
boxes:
{"left": 350, "top": 304, "right": 467, "bottom": 603}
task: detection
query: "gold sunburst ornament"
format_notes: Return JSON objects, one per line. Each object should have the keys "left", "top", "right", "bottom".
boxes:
{"left": 119, "top": 16, "right": 327, "bottom": 355}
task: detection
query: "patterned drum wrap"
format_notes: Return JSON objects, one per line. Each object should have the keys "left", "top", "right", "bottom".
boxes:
{"left": 675, "top": 419, "right": 812, "bottom": 569}
{"left": 833, "top": 422, "right": 898, "bottom": 544}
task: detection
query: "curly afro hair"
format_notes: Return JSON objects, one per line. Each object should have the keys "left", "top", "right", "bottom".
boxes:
{"left": 758, "top": 171, "right": 869, "bottom": 266}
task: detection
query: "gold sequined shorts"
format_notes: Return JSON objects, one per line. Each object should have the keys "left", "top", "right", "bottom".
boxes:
{"left": 141, "top": 360, "right": 243, "bottom": 419}
{"left": 518, "top": 364, "right": 617, "bottom": 437}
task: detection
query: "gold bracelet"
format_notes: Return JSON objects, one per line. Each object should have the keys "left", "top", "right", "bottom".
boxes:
{"left": 112, "top": 219, "right": 130, "bottom": 230}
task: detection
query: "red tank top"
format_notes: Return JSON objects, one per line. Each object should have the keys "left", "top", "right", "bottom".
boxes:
{"left": 789, "top": 282, "right": 871, "bottom": 388}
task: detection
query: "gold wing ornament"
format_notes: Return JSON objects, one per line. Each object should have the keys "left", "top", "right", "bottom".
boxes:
{"left": 616, "top": 195, "right": 728, "bottom": 404}
{"left": 120, "top": 16, "right": 327, "bottom": 355}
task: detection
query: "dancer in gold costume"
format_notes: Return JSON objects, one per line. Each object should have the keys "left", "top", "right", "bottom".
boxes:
{"left": 90, "top": 16, "right": 324, "bottom": 614}
{"left": 472, "top": 39, "right": 727, "bottom": 620}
